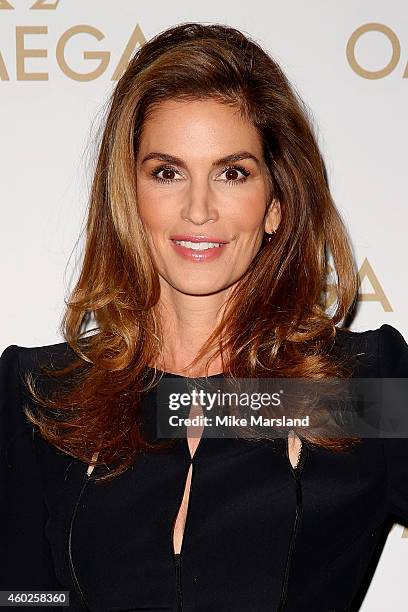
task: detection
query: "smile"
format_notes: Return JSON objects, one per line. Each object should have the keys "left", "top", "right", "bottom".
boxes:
{"left": 170, "top": 239, "right": 228, "bottom": 262}
{"left": 173, "top": 240, "right": 224, "bottom": 250}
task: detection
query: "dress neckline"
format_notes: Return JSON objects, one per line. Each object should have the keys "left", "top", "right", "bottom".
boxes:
{"left": 147, "top": 367, "right": 224, "bottom": 380}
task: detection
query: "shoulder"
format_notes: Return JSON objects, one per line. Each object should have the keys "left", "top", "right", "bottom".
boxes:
{"left": 0, "top": 340, "right": 78, "bottom": 443}
{"left": 0, "top": 340, "right": 77, "bottom": 377}
{"left": 333, "top": 323, "right": 408, "bottom": 377}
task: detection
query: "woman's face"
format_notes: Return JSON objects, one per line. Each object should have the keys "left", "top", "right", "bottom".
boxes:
{"left": 136, "top": 98, "right": 280, "bottom": 297}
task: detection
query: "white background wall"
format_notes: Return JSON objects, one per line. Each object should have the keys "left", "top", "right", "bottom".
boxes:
{"left": 1, "top": 1, "right": 407, "bottom": 608}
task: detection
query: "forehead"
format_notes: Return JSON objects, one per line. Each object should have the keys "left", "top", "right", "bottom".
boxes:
{"left": 139, "top": 98, "right": 263, "bottom": 155}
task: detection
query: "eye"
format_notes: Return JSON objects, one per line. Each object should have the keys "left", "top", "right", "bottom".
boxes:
{"left": 149, "top": 163, "right": 251, "bottom": 185}
{"left": 150, "top": 165, "right": 183, "bottom": 184}
{"left": 218, "top": 165, "right": 250, "bottom": 186}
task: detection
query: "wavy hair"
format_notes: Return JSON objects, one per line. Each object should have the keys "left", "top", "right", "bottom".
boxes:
{"left": 25, "top": 22, "right": 360, "bottom": 482}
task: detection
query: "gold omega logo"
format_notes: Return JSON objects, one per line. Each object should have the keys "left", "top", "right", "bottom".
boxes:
{"left": 347, "top": 22, "right": 408, "bottom": 79}
{"left": 0, "top": 0, "right": 146, "bottom": 80}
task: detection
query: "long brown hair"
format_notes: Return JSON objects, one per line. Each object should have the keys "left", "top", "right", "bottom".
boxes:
{"left": 25, "top": 22, "right": 360, "bottom": 482}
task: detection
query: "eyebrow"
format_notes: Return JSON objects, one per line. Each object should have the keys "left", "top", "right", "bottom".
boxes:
{"left": 140, "top": 150, "right": 261, "bottom": 169}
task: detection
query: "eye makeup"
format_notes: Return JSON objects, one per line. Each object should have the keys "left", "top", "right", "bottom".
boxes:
{"left": 149, "top": 164, "right": 251, "bottom": 186}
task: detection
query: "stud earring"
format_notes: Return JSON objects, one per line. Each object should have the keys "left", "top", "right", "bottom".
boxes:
{"left": 265, "top": 229, "right": 276, "bottom": 242}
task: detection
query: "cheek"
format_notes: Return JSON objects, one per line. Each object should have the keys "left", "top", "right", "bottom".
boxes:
{"left": 137, "top": 188, "right": 171, "bottom": 233}
{"left": 230, "top": 193, "right": 267, "bottom": 231}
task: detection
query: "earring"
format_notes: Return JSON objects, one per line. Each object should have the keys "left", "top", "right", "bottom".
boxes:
{"left": 265, "top": 229, "right": 276, "bottom": 242}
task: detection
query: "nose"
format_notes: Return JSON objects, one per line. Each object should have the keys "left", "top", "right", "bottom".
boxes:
{"left": 180, "top": 178, "right": 219, "bottom": 225}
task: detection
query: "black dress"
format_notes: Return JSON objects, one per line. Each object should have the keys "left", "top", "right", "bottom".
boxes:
{"left": 1, "top": 324, "right": 408, "bottom": 611}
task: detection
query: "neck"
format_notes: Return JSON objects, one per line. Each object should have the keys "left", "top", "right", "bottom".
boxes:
{"left": 153, "top": 283, "right": 233, "bottom": 376}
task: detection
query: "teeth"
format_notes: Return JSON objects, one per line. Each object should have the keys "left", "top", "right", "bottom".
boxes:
{"left": 173, "top": 240, "right": 224, "bottom": 250}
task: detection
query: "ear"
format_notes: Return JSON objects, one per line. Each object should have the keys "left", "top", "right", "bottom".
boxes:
{"left": 264, "top": 198, "right": 281, "bottom": 234}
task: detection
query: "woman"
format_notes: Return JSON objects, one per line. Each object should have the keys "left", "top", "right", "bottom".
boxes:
{"left": 1, "top": 21, "right": 407, "bottom": 612}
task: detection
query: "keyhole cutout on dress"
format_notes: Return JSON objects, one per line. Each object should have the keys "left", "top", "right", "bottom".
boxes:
{"left": 87, "top": 451, "right": 99, "bottom": 477}
{"left": 171, "top": 407, "right": 303, "bottom": 555}
{"left": 86, "top": 417, "right": 302, "bottom": 556}
{"left": 288, "top": 429, "right": 302, "bottom": 470}
{"left": 172, "top": 397, "right": 205, "bottom": 555}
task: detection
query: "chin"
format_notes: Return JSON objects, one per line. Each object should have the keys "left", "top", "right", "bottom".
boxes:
{"left": 161, "top": 275, "right": 226, "bottom": 295}
{"left": 176, "top": 283, "right": 226, "bottom": 297}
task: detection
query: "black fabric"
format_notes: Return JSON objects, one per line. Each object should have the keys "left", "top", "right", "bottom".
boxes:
{"left": 0, "top": 324, "right": 407, "bottom": 611}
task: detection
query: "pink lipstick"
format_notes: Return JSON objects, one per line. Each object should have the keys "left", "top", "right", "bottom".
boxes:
{"left": 169, "top": 235, "right": 229, "bottom": 262}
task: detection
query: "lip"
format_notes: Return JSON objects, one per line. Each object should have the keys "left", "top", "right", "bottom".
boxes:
{"left": 169, "top": 234, "right": 229, "bottom": 244}
{"left": 170, "top": 237, "right": 228, "bottom": 262}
